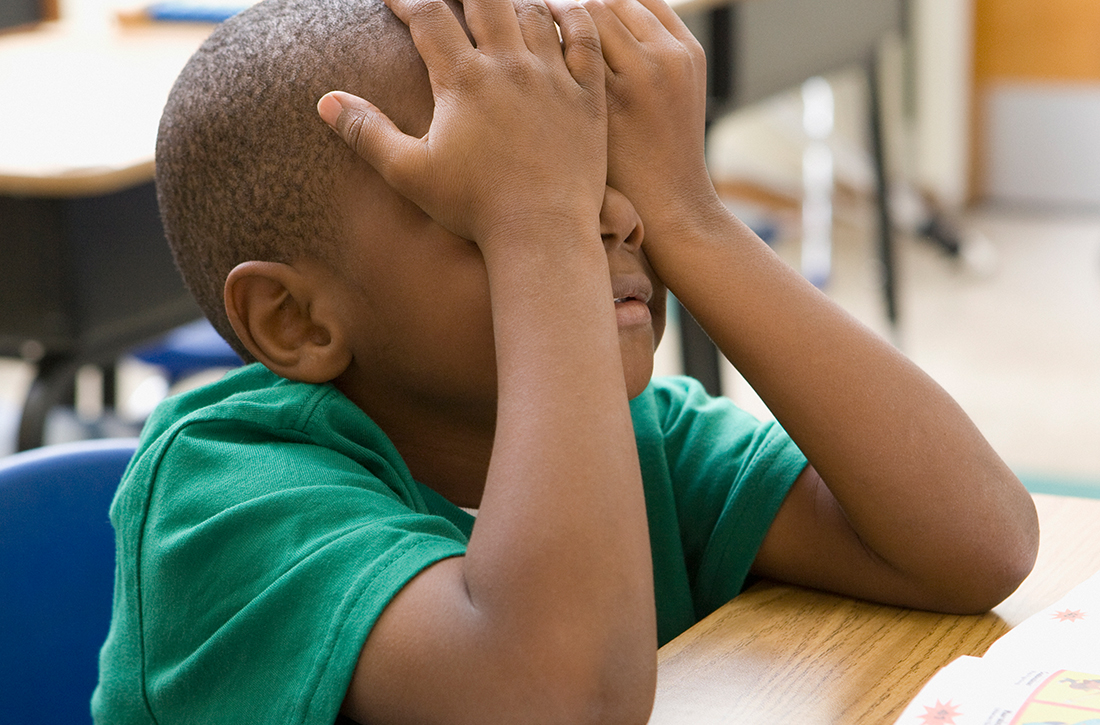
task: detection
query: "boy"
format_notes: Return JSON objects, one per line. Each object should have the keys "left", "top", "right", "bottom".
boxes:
{"left": 94, "top": 0, "right": 1040, "bottom": 722}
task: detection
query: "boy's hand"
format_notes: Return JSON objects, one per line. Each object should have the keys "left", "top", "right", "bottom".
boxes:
{"left": 318, "top": 0, "right": 608, "bottom": 251}
{"left": 585, "top": 0, "right": 715, "bottom": 243}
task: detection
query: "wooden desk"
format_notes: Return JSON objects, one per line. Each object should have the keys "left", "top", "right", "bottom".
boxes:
{"left": 651, "top": 493, "right": 1100, "bottom": 724}
{"left": 0, "top": 22, "right": 212, "bottom": 450}
{"left": 0, "top": 21, "right": 212, "bottom": 195}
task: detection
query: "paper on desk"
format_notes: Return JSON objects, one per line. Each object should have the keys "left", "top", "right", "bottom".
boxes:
{"left": 983, "top": 568, "right": 1100, "bottom": 671}
{"left": 894, "top": 569, "right": 1100, "bottom": 725}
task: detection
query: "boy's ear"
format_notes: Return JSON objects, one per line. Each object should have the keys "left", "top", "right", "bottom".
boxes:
{"left": 224, "top": 260, "right": 352, "bottom": 383}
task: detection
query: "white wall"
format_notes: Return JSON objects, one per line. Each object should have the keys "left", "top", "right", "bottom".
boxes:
{"left": 911, "top": 0, "right": 973, "bottom": 208}
{"left": 984, "top": 84, "right": 1100, "bottom": 207}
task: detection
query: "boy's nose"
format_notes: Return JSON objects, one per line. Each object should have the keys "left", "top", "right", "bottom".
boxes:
{"left": 600, "top": 186, "right": 644, "bottom": 251}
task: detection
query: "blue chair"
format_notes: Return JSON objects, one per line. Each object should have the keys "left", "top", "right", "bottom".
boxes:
{"left": 13, "top": 320, "right": 238, "bottom": 453}
{"left": 130, "top": 317, "right": 241, "bottom": 386}
{"left": 0, "top": 438, "right": 138, "bottom": 724}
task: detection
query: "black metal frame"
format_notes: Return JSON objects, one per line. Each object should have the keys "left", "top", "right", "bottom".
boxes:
{"left": 679, "top": 3, "right": 901, "bottom": 396}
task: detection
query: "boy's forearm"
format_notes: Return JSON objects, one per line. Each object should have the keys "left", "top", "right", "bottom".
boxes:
{"left": 460, "top": 225, "right": 658, "bottom": 714}
{"left": 347, "top": 221, "right": 659, "bottom": 725}
{"left": 474, "top": 227, "right": 655, "bottom": 611}
{"left": 330, "top": 0, "right": 658, "bottom": 719}
{"left": 649, "top": 204, "right": 1038, "bottom": 611}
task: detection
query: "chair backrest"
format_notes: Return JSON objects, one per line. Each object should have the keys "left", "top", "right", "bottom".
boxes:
{"left": 0, "top": 438, "right": 137, "bottom": 724}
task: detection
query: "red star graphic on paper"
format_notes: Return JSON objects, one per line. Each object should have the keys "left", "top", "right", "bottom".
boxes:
{"left": 918, "top": 700, "right": 962, "bottom": 724}
{"left": 1052, "top": 609, "right": 1087, "bottom": 622}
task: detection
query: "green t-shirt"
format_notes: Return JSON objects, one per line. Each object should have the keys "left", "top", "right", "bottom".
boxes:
{"left": 93, "top": 364, "right": 805, "bottom": 724}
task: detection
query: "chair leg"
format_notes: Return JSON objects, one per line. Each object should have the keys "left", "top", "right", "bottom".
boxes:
{"left": 867, "top": 50, "right": 899, "bottom": 328}
{"left": 677, "top": 301, "right": 724, "bottom": 398}
{"left": 17, "top": 354, "right": 80, "bottom": 452}
{"left": 676, "top": 4, "right": 733, "bottom": 399}
{"left": 102, "top": 365, "right": 118, "bottom": 413}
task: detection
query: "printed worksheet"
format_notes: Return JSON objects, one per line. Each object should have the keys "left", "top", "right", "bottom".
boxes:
{"left": 894, "top": 569, "right": 1100, "bottom": 725}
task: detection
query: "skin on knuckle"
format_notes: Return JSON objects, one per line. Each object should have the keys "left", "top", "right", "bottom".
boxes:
{"left": 686, "top": 36, "right": 706, "bottom": 63}
{"left": 442, "top": 52, "right": 479, "bottom": 90}
{"left": 339, "top": 111, "right": 370, "bottom": 156}
{"left": 557, "top": 1, "right": 598, "bottom": 34}
{"left": 566, "top": 22, "right": 602, "bottom": 59}
{"left": 516, "top": 0, "right": 553, "bottom": 24}
{"left": 403, "top": 0, "right": 442, "bottom": 20}
{"left": 493, "top": 54, "right": 535, "bottom": 87}
{"left": 401, "top": 0, "right": 455, "bottom": 36}
{"left": 606, "top": 88, "right": 630, "bottom": 115}
{"left": 579, "top": 0, "right": 603, "bottom": 17}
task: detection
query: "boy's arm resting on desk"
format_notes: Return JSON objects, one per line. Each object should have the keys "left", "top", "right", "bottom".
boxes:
{"left": 589, "top": 0, "right": 1039, "bottom": 614}
{"left": 316, "top": 1, "right": 656, "bottom": 724}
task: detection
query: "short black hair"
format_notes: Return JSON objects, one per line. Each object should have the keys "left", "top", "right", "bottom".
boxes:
{"left": 156, "top": 0, "right": 424, "bottom": 360}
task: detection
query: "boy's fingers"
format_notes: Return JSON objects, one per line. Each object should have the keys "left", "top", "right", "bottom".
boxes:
{"left": 317, "top": 91, "right": 423, "bottom": 187}
{"left": 384, "top": 0, "right": 476, "bottom": 74}
{"left": 596, "top": 0, "right": 663, "bottom": 43}
{"left": 546, "top": 0, "right": 605, "bottom": 88}
{"left": 514, "top": 0, "right": 562, "bottom": 58}
{"left": 581, "top": 0, "right": 635, "bottom": 71}
{"left": 622, "top": 0, "right": 694, "bottom": 41}
{"left": 459, "top": 0, "right": 525, "bottom": 51}
{"left": 597, "top": 0, "right": 693, "bottom": 46}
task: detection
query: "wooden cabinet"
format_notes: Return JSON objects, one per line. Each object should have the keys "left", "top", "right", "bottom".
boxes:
{"left": 972, "top": 0, "right": 1100, "bottom": 204}
{"left": 975, "top": 0, "right": 1100, "bottom": 82}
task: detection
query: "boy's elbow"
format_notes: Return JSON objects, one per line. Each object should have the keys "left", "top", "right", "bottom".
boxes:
{"left": 943, "top": 494, "right": 1040, "bottom": 614}
{"left": 603, "top": 665, "right": 658, "bottom": 725}
{"left": 991, "top": 530, "right": 1040, "bottom": 611}
{"left": 555, "top": 653, "right": 657, "bottom": 725}
{"left": 950, "top": 548, "right": 1036, "bottom": 615}
{"left": 987, "top": 489, "right": 1040, "bottom": 608}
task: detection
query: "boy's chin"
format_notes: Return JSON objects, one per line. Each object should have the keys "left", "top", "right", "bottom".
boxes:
{"left": 622, "top": 359, "right": 655, "bottom": 400}
{"left": 620, "top": 325, "right": 660, "bottom": 400}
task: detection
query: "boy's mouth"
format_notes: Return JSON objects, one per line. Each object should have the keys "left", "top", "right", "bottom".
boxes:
{"left": 612, "top": 277, "right": 654, "bottom": 328}
{"left": 611, "top": 276, "right": 653, "bottom": 305}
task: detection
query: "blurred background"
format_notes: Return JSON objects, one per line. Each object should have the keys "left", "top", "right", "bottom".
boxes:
{"left": 1, "top": 0, "right": 1098, "bottom": 495}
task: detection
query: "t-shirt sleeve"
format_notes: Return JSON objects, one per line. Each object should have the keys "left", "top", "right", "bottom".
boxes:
{"left": 652, "top": 377, "right": 807, "bottom": 618}
{"left": 134, "top": 420, "right": 468, "bottom": 724}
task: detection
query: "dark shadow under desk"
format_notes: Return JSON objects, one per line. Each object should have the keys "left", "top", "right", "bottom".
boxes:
{"left": 0, "top": 181, "right": 201, "bottom": 451}
{"left": 0, "top": 22, "right": 213, "bottom": 450}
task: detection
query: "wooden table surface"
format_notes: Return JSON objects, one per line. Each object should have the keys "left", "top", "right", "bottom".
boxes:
{"left": 0, "top": 0, "right": 730, "bottom": 197}
{"left": 650, "top": 493, "right": 1100, "bottom": 724}
{"left": 0, "top": 20, "right": 213, "bottom": 196}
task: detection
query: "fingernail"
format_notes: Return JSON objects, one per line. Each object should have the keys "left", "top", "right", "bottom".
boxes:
{"left": 317, "top": 92, "right": 345, "bottom": 128}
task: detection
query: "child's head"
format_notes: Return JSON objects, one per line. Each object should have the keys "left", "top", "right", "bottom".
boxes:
{"left": 156, "top": 0, "right": 431, "bottom": 362}
{"left": 158, "top": 0, "right": 665, "bottom": 414}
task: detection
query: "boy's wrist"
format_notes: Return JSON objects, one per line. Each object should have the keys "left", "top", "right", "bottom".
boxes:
{"left": 634, "top": 179, "right": 729, "bottom": 249}
{"left": 474, "top": 203, "right": 605, "bottom": 266}
{"left": 638, "top": 190, "right": 767, "bottom": 295}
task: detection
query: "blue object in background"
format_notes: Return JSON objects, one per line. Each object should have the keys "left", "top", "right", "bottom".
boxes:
{"left": 131, "top": 317, "right": 241, "bottom": 386}
{"left": 0, "top": 438, "right": 138, "bottom": 724}
{"left": 145, "top": 1, "right": 250, "bottom": 23}
{"left": 1017, "top": 472, "right": 1100, "bottom": 501}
